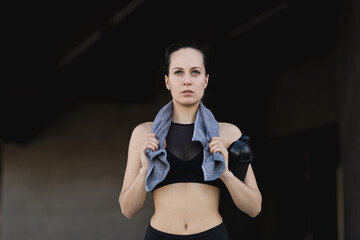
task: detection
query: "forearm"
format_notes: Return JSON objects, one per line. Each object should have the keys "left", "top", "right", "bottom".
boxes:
{"left": 220, "top": 170, "right": 262, "bottom": 217}
{"left": 119, "top": 168, "right": 147, "bottom": 219}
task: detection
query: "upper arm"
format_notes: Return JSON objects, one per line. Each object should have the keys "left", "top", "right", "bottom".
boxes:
{"left": 120, "top": 122, "right": 152, "bottom": 194}
{"left": 219, "top": 122, "right": 259, "bottom": 190}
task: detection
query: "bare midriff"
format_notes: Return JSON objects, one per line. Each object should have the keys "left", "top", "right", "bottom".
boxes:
{"left": 150, "top": 183, "right": 223, "bottom": 235}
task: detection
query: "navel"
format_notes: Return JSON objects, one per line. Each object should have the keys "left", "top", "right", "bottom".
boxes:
{"left": 184, "top": 223, "right": 188, "bottom": 230}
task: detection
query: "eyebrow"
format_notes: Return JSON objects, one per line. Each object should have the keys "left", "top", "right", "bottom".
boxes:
{"left": 171, "top": 66, "right": 203, "bottom": 70}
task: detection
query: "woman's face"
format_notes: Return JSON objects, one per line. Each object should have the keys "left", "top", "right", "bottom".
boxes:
{"left": 165, "top": 48, "right": 209, "bottom": 106}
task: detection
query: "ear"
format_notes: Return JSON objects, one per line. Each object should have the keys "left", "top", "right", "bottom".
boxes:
{"left": 204, "top": 74, "right": 209, "bottom": 89}
{"left": 165, "top": 75, "right": 170, "bottom": 90}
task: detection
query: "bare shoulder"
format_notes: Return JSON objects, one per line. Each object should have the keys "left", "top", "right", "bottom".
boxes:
{"left": 219, "top": 122, "right": 242, "bottom": 147}
{"left": 133, "top": 121, "right": 153, "bottom": 133}
{"left": 131, "top": 122, "right": 153, "bottom": 140}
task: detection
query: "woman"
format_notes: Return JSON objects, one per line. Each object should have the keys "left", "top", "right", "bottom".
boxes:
{"left": 119, "top": 40, "right": 262, "bottom": 240}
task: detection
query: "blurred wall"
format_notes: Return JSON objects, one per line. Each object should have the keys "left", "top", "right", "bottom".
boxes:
{"left": 1, "top": 102, "right": 163, "bottom": 240}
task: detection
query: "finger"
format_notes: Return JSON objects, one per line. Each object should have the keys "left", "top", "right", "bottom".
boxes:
{"left": 145, "top": 137, "right": 159, "bottom": 145}
{"left": 211, "top": 145, "right": 227, "bottom": 155}
{"left": 209, "top": 141, "right": 219, "bottom": 151}
{"left": 142, "top": 139, "right": 159, "bottom": 151}
{"left": 147, "top": 133, "right": 157, "bottom": 138}
{"left": 145, "top": 138, "right": 159, "bottom": 148}
{"left": 146, "top": 141, "right": 159, "bottom": 151}
{"left": 209, "top": 141, "right": 225, "bottom": 152}
{"left": 147, "top": 134, "right": 159, "bottom": 142}
{"left": 209, "top": 138, "right": 222, "bottom": 148}
{"left": 211, "top": 145, "right": 223, "bottom": 153}
{"left": 211, "top": 136, "right": 222, "bottom": 142}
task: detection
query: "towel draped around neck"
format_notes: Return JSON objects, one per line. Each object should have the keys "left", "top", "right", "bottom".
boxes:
{"left": 145, "top": 100, "right": 225, "bottom": 192}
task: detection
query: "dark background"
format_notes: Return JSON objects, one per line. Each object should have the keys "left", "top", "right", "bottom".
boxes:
{"left": 2, "top": 0, "right": 340, "bottom": 143}
{"left": 2, "top": 0, "right": 356, "bottom": 239}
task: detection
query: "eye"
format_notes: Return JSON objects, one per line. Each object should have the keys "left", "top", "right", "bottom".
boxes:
{"left": 191, "top": 70, "right": 200, "bottom": 76}
{"left": 174, "top": 70, "right": 183, "bottom": 75}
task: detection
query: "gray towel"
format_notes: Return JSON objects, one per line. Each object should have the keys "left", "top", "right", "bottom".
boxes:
{"left": 145, "top": 100, "right": 225, "bottom": 192}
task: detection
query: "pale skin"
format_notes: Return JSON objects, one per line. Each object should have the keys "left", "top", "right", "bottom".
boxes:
{"left": 119, "top": 48, "right": 262, "bottom": 235}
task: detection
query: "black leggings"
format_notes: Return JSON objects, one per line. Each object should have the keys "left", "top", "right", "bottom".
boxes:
{"left": 144, "top": 222, "right": 229, "bottom": 240}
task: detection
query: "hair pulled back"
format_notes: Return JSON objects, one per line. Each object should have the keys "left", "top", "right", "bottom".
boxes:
{"left": 160, "top": 39, "right": 210, "bottom": 75}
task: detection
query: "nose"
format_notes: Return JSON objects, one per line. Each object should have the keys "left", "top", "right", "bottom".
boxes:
{"left": 183, "top": 73, "right": 192, "bottom": 86}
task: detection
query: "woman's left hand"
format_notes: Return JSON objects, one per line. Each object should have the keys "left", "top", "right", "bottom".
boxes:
{"left": 209, "top": 136, "right": 229, "bottom": 171}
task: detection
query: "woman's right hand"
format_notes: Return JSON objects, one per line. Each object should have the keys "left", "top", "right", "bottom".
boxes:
{"left": 139, "top": 133, "right": 159, "bottom": 171}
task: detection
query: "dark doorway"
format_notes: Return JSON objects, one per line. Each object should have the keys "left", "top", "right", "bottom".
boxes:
{"left": 274, "top": 124, "right": 338, "bottom": 239}
{"left": 219, "top": 124, "right": 339, "bottom": 240}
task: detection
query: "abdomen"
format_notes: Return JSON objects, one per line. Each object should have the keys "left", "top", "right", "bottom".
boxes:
{"left": 151, "top": 182, "right": 223, "bottom": 235}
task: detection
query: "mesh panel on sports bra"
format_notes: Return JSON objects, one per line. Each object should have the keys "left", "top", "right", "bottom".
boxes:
{"left": 165, "top": 122, "right": 203, "bottom": 161}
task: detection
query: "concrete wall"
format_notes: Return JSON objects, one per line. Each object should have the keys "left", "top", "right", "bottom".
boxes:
{"left": 1, "top": 102, "right": 163, "bottom": 240}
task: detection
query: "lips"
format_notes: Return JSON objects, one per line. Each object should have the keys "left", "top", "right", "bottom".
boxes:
{"left": 181, "top": 90, "right": 194, "bottom": 93}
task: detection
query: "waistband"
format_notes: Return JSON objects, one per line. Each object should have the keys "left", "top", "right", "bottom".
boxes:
{"left": 146, "top": 222, "right": 227, "bottom": 240}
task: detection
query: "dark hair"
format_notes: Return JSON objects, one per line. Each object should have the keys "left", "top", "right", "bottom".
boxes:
{"left": 160, "top": 39, "right": 211, "bottom": 75}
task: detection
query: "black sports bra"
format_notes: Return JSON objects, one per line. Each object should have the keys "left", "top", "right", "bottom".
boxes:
{"left": 152, "top": 122, "right": 223, "bottom": 191}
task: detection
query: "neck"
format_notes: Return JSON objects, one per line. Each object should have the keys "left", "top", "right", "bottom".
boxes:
{"left": 172, "top": 101, "right": 200, "bottom": 124}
